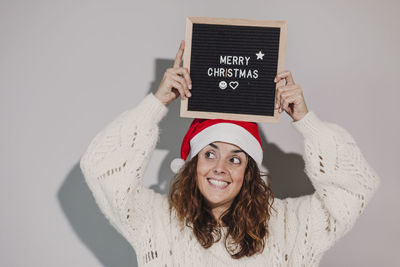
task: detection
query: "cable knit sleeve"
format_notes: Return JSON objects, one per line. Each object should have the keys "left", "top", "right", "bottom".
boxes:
{"left": 79, "top": 93, "right": 168, "bottom": 250}
{"left": 276, "top": 110, "right": 381, "bottom": 265}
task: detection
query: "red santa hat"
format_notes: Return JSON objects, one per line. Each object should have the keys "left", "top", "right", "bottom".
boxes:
{"left": 170, "top": 118, "right": 264, "bottom": 174}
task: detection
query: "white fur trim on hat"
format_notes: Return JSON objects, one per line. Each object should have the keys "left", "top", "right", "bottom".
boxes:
{"left": 188, "top": 123, "right": 263, "bottom": 166}
{"left": 170, "top": 158, "right": 185, "bottom": 174}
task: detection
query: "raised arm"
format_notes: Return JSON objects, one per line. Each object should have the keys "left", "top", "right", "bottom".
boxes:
{"left": 277, "top": 110, "right": 380, "bottom": 264}
{"left": 80, "top": 93, "right": 168, "bottom": 245}
{"left": 272, "top": 70, "right": 380, "bottom": 264}
{"left": 80, "top": 40, "right": 192, "bottom": 251}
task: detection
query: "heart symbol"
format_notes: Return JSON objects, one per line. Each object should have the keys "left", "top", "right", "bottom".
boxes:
{"left": 229, "top": 81, "right": 239, "bottom": 90}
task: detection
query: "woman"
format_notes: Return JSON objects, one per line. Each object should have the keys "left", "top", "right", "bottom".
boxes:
{"left": 80, "top": 40, "right": 380, "bottom": 266}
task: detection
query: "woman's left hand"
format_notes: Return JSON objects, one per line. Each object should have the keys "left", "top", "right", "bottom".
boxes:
{"left": 274, "top": 70, "right": 309, "bottom": 122}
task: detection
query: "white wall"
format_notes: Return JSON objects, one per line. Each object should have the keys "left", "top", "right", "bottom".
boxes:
{"left": 1, "top": 0, "right": 398, "bottom": 266}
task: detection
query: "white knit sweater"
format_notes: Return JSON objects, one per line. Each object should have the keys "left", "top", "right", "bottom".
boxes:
{"left": 80, "top": 93, "right": 380, "bottom": 267}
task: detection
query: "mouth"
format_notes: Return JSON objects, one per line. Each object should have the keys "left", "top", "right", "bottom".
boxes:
{"left": 206, "top": 178, "right": 231, "bottom": 189}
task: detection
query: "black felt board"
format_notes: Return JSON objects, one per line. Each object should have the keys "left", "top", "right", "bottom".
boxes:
{"left": 188, "top": 23, "right": 280, "bottom": 116}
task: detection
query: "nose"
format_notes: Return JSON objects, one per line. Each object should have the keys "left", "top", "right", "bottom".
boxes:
{"left": 213, "top": 158, "right": 228, "bottom": 174}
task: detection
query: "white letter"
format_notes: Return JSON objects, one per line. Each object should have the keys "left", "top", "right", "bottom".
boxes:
{"left": 253, "top": 70, "right": 258, "bottom": 79}
{"left": 246, "top": 70, "right": 253, "bottom": 78}
{"left": 226, "top": 56, "right": 232, "bottom": 65}
{"left": 253, "top": 69, "right": 258, "bottom": 79}
{"left": 227, "top": 68, "right": 232, "bottom": 77}
{"left": 220, "top": 56, "right": 227, "bottom": 64}
{"left": 232, "top": 56, "right": 238, "bottom": 65}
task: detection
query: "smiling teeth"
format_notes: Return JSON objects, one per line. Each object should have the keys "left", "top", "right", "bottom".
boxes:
{"left": 208, "top": 178, "right": 229, "bottom": 187}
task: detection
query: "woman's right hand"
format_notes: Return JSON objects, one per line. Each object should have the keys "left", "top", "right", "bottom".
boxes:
{"left": 154, "top": 40, "right": 192, "bottom": 106}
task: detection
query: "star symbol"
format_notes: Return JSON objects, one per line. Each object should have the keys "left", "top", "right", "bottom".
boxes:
{"left": 256, "top": 50, "right": 265, "bottom": 60}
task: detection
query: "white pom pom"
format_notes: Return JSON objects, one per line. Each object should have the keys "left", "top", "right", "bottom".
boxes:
{"left": 170, "top": 158, "right": 185, "bottom": 174}
{"left": 259, "top": 164, "right": 270, "bottom": 185}
{"left": 259, "top": 164, "right": 269, "bottom": 174}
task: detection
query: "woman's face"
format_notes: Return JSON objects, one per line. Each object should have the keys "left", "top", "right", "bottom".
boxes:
{"left": 196, "top": 141, "right": 248, "bottom": 212}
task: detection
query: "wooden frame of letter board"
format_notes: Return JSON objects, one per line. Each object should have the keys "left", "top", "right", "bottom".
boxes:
{"left": 180, "top": 16, "right": 287, "bottom": 123}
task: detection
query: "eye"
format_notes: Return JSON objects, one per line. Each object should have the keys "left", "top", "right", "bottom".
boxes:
{"left": 230, "top": 157, "right": 241, "bottom": 164}
{"left": 205, "top": 151, "right": 216, "bottom": 159}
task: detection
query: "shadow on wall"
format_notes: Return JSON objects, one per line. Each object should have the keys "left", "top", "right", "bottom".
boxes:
{"left": 59, "top": 163, "right": 139, "bottom": 267}
{"left": 260, "top": 130, "right": 315, "bottom": 199}
{"left": 59, "top": 58, "right": 314, "bottom": 267}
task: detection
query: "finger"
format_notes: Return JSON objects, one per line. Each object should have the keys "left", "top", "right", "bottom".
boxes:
{"left": 165, "top": 68, "right": 190, "bottom": 97}
{"left": 280, "top": 91, "right": 297, "bottom": 112}
{"left": 170, "top": 80, "right": 187, "bottom": 100}
{"left": 275, "top": 88, "right": 280, "bottom": 110}
{"left": 173, "top": 40, "right": 185, "bottom": 69}
{"left": 275, "top": 84, "right": 297, "bottom": 109}
{"left": 275, "top": 70, "right": 292, "bottom": 83}
{"left": 275, "top": 86, "right": 283, "bottom": 110}
{"left": 174, "top": 67, "right": 192, "bottom": 91}
{"left": 172, "top": 73, "right": 191, "bottom": 97}
{"left": 173, "top": 68, "right": 192, "bottom": 89}
{"left": 279, "top": 86, "right": 301, "bottom": 112}
{"left": 275, "top": 70, "right": 295, "bottom": 86}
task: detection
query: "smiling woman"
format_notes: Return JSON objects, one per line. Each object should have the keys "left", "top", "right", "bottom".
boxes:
{"left": 80, "top": 40, "right": 380, "bottom": 266}
{"left": 169, "top": 136, "right": 274, "bottom": 258}
{"left": 168, "top": 116, "right": 271, "bottom": 257}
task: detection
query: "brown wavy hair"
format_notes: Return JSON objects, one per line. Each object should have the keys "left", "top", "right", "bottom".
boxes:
{"left": 168, "top": 154, "right": 275, "bottom": 259}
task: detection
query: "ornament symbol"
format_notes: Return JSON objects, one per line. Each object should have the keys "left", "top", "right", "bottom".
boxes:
{"left": 229, "top": 81, "right": 239, "bottom": 90}
{"left": 219, "top": 81, "right": 227, "bottom": 90}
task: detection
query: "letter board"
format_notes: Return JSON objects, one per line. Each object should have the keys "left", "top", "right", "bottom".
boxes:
{"left": 181, "top": 17, "right": 287, "bottom": 123}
